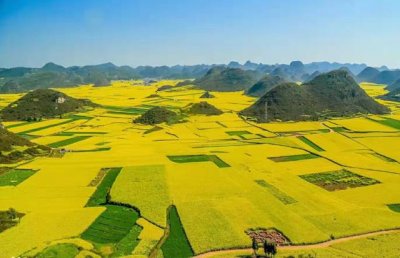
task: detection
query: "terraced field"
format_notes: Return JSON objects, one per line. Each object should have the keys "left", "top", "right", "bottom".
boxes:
{"left": 1, "top": 81, "right": 400, "bottom": 257}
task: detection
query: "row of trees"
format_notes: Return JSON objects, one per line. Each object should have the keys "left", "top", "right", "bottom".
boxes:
{"left": 252, "top": 238, "right": 277, "bottom": 258}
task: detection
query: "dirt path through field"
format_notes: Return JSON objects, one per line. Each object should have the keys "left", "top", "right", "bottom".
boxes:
{"left": 194, "top": 228, "right": 400, "bottom": 258}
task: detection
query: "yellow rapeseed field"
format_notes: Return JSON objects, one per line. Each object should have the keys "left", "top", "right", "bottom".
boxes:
{"left": 0, "top": 80, "right": 400, "bottom": 256}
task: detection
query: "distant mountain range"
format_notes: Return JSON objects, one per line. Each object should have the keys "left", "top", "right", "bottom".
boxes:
{"left": 0, "top": 60, "right": 395, "bottom": 93}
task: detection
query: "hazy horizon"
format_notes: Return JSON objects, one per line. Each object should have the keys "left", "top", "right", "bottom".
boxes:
{"left": 1, "top": 0, "right": 400, "bottom": 68}
{"left": 0, "top": 60, "right": 391, "bottom": 70}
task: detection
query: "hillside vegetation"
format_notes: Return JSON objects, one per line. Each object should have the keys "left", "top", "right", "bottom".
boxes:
{"left": 133, "top": 107, "right": 180, "bottom": 125}
{"left": 0, "top": 89, "right": 96, "bottom": 121}
{"left": 240, "top": 70, "right": 389, "bottom": 122}
{"left": 186, "top": 102, "right": 223, "bottom": 116}
{"left": 193, "top": 67, "right": 261, "bottom": 92}
{"left": 245, "top": 74, "right": 286, "bottom": 97}
{"left": 357, "top": 66, "right": 380, "bottom": 82}
{"left": 386, "top": 79, "right": 400, "bottom": 92}
{"left": 0, "top": 126, "right": 49, "bottom": 163}
{"left": 381, "top": 88, "right": 400, "bottom": 102}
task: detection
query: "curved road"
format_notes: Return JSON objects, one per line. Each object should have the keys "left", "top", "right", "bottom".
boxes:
{"left": 194, "top": 229, "right": 400, "bottom": 258}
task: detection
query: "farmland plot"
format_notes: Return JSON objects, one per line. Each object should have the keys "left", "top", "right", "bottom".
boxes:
{"left": 0, "top": 80, "right": 400, "bottom": 257}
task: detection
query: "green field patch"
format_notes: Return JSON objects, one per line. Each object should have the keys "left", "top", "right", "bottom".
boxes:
{"left": 69, "top": 131, "right": 107, "bottom": 134}
{"left": 226, "top": 130, "right": 251, "bottom": 139}
{"left": 299, "top": 169, "right": 380, "bottom": 191}
{"left": 298, "top": 136, "right": 324, "bottom": 151}
{"left": 103, "top": 105, "right": 149, "bottom": 115}
{"left": 35, "top": 243, "right": 80, "bottom": 258}
{"left": 375, "top": 117, "right": 400, "bottom": 130}
{"left": 387, "top": 204, "right": 400, "bottom": 213}
{"left": 113, "top": 224, "right": 142, "bottom": 257}
{"left": 83, "top": 167, "right": 143, "bottom": 254}
{"left": 57, "top": 131, "right": 107, "bottom": 136}
{"left": 331, "top": 127, "right": 349, "bottom": 132}
{"left": 67, "top": 114, "right": 93, "bottom": 120}
{"left": 161, "top": 206, "right": 194, "bottom": 258}
{"left": 168, "top": 155, "right": 209, "bottom": 163}
{"left": 208, "top": 155, "right": 230, "bottom": 167}
{"left": 107, "top": 110, "right": 139, "bottom": 115}
{"left": 167, "top": 154, "right": 230, "bottom": 168}
{"left": 18, "top": 134, "right": 40, "bottom": 140}
{"left": 141, "top": 104, "right": 180, "bottom": 111}
{"left": 226, "top": 130, "right": 251, "bottom": 136}
{"left": 0, "top": 168, "right": 37, "bottom": 186}
{"left": 5, "top": 121, "right": 34, "bottom": 129}
{"left": 16, "top": 114, "right": 90, "bottom": 135}
{"left": 268, "top": 153, "right": 319, "bottom": 162}
{"left": 96, "top": 141, "right": 110, "bottom": 146}
{"left": 54, "top": 132, "right": 76, "bottom": 136}
{"left": 72, "top": 147, "right": 111, "bottom": 153}
{"left": 86, "top": 167, "right": 122, "bottom": 207}
{"left": 317, "top": 128, "right": 331, "bottom": 133}
{"left": 278, "top": 129, "right": 330, "bottom": 135}
{"left": 255, "top": 180, "right": 297, "bottom": 204}
{"left": 17, "top": 119, "right": 77, "bottom": 135}
{"left": 81, "top": 205, "right": 139, "bottom": 244}
{"left": 193, "top": 141, "right": 259, "bottom": 148}
{"left": 368, "top": 117, "right": 400, "bottom": 130}
{"left": 48, "top": 136, "right": 91, "bottom": 148}
{"left": 0, "top": 208, "right": 24, "bottom": 233}
{"left": 112, "top": 224, "right": 142, "bottom": 257}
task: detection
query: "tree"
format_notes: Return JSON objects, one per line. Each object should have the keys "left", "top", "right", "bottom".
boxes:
{"left": 7, "top": 208, "right": 17, "bottom": 220}
{"left": 270, "top": 242, "right": 277, "bottom": 257}
{"left": 252, "top": 238, "right": 259, "bottom": 257}
{"left": 263, "top": 240, "right": 268, "bottom": 256}
{"left": 263, "top": 240, "right": 277, "bottom": 257}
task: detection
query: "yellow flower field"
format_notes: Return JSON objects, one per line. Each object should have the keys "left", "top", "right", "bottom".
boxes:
{"left": 0, "top": 80, "right": 400, "bottom": 257}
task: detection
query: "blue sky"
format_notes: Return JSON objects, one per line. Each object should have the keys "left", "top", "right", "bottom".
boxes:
{"left": 0, "top": 0, "right": 399, "bottom": 68}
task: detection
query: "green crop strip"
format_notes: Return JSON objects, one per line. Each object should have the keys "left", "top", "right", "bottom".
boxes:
{"left": 82, "top": 167, "right": 142, "bottom": 254}
{"left": 86, "top": 167, "right": 122, "bottom": 207}
{"left": 0, "top": 169, "right": 37, "bottom": 186}
{"left": 268, "top": 153, "right": 319, "bottom": 162}
{"left": 387, "top": 204, "right": 400, "bottom": 213}
{"left": 167, "top": 154, "right": 230, "bottom": 168}
{"left": 376, "top": 117, "right": 400, "bottom": 130}
{"left": 81, "top": 205, "right": 139, "bottom": 244}
{"left": 298, "top": 136, "right": 324, "bottom": 151}
{"left": 161, "top": 206, "right": 194, "bottom": 258}
{"left": 255, "top": 180, "right": 297, "bottom": 204}
{"left": 48, "top": 136, "right": 91, "bottom": 148}
{"left": 17, "top": 119, "right": 77, "bottom": 135}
